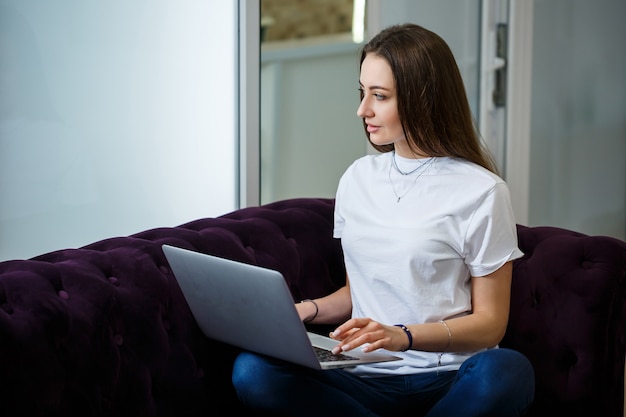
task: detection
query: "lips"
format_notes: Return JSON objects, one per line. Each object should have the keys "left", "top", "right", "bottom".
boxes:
{"left": 366, "top": 123, "right": 380, "bottom": 133}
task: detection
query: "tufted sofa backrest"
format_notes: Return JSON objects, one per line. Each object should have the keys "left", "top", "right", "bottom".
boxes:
{"left": 0, "top": 198, "right": 345, "bottom": 416}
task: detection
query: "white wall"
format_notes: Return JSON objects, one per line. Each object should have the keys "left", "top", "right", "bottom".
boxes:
{"left": 528, "top": 0, "right": 625, "bottom": 240}
{"left": 0, "top": 0, "right": 238, "bottom": 261}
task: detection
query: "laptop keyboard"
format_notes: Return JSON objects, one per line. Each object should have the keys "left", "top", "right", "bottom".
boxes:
{"left": 314, "top": 346, "right": 360, "bottom": 362}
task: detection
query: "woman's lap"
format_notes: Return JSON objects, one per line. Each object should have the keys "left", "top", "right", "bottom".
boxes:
{"left": 232, "top": 348, "right": 534, "bottom": 417}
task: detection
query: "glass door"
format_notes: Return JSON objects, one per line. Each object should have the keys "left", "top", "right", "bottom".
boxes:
{"left": 251, "top": 0, "right": 544, "bottom": 228}
{"left": 255, "top": 0, "right": 499, "bottom": 205}
{"left": 258, "top": 0, "right": 367, "bottom": 205}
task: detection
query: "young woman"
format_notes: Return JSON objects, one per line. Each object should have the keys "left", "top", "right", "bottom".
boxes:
{"left": 232, "top": 23, "right": 535, "bottom": 417}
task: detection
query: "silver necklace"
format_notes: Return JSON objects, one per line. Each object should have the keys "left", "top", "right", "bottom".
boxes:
{"left": 388, "top": 153, "right": 435, "bottom": 202}
{"left": 392, "top": 150, "right": 425, "bottom": 175}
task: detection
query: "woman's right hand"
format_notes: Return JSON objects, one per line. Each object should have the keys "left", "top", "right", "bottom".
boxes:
{"left": 329, "top": 318, "right": 412, "bottom": 354}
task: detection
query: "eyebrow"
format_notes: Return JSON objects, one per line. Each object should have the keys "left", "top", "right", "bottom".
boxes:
{"left": 359, "top": 82, "right": 392, "bottom": 92}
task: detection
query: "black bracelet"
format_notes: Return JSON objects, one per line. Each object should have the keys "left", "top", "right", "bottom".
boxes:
{"left": 394, "top": 324, "right": 413, "bottom": 351}
{"left": 301, "top": 299, "right": 319, "bottom": 323}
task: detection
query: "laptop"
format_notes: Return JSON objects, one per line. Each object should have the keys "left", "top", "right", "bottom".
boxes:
{"left": 162, "top": 244, "right": 402, "bottom": 370}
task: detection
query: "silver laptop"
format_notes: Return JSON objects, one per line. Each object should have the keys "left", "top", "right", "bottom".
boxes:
{"left": 162, "top": 244, "right": 401, "bottom": 370}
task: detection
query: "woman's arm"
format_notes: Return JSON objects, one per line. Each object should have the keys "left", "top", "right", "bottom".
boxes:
{"left": 329, "top": 262, "right": 513, "bottom": 354}
{"left": 295, "top": 276, "right": 352, "bottom": 325}
{"left": 410, "top": 260, "right": 512, "bottom": 352}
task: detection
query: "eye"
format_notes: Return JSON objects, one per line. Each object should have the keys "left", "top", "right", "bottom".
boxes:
{"left": 358, "top": 87, "right": 386, "bottom": 101}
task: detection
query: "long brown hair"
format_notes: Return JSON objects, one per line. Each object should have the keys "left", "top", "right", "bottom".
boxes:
{"left": 360, "top": 23, "right": 498, "bottom": 174}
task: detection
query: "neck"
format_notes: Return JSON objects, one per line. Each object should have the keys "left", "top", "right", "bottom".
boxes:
{"left": 393, "top": 143, "right": 429, "bottom": 159}
{"left": 393, "top": 149, "right": 430, "bottom": 159}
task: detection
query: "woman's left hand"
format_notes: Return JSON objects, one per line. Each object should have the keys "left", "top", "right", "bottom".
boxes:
{"left": 329, "top": 317, "right": 410, "bottom": 354}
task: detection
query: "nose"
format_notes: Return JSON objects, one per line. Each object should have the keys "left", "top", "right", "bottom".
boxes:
{"left": 357, "top": 96, "right": 373, "bottom": 119}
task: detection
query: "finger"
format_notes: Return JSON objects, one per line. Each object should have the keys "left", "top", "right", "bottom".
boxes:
{"left": 330, "top": 328, "right": 365, "bottom": 354}
{"left": 329, "top": 318, "right": 366, "bottom": 338}
{"left": 336, "top": 327, "right": 387, "bottom": 353}
{"left": 329, "top": 328, "right": 359, "bottom": 348}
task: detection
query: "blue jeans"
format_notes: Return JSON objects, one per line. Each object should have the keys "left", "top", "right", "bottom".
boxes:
{"left": 232, "top": 348, "right": 535, "bottom": 417}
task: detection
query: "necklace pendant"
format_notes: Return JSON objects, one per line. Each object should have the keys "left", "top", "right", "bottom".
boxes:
{"left": 388, "top": 154, "right": 436, "bottom": 203}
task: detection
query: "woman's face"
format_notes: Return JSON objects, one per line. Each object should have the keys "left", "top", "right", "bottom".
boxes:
{"left": 357, "top": 53, "right": 405, "bottom": 149}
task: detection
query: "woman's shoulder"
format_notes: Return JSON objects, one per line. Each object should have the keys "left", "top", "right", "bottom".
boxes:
{"left": 437, "top": 157, "right": 505, "bottom": 184}
{"left": 345, "top": 152, "right": 390, "bottom": 173}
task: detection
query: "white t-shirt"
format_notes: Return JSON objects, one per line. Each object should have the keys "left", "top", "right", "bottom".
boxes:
{"left": 334, "top": 152, "right": 524, "bottom": 377}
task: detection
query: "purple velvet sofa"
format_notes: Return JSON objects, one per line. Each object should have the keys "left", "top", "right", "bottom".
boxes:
{"left": 0, "top": 197, "right": 624, "bottom": 417}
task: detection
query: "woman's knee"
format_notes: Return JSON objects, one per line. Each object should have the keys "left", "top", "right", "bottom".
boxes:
{"left": 459, "top": 348, "right": 535, "bottom": 400}
{"left": 430, "top": 349, "right": 535, "bottom": 416}
{"left": 232, "top": 352, "right": 272, "bottom": 397}
{"left": 462, "top": 348, "right": 531, "bottom": 372}
{"left": 232, "top": 352, "right": 311, "bottom": 414}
